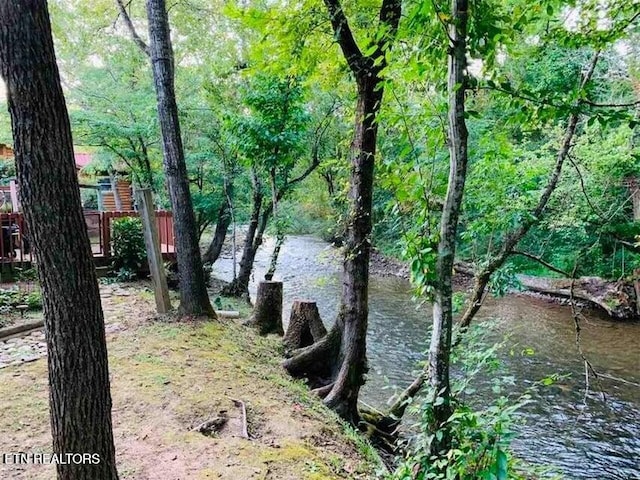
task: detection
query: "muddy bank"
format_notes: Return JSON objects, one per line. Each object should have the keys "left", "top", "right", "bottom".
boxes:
{"left": 518, "top": 274, "right": 639, "bottom": 321}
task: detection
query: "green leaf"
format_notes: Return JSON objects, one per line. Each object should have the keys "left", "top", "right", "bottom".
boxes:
{"left": 496, "top": 449, "right": 508, "bottom": 480}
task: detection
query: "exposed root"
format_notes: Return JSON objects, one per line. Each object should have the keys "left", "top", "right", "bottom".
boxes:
{"left": 282, "top": 327, "right": 341, "bottom": 384}
{"left": 231, "top": 398, "right": 249, "bottom": 440}
{"left": 311, "top": 383, "right": 335, "bottom": 399}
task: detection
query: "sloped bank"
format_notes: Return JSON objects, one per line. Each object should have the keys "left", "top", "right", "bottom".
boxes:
{"left": 0, "top": 283, "right": 384, "bottom": 480}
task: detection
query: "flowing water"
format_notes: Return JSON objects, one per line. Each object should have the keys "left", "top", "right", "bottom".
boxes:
{"left": 214, "top": 235, "right": 640, "bottom": 479}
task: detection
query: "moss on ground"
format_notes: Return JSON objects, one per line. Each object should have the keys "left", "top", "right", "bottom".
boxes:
{"left": 0, "top": 283, "right": 383, "bottom": 480}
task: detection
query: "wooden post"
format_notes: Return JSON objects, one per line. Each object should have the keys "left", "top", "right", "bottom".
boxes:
{"left": 101, "top": 212, "right": 111, "bottom": 258}
{"left": 136, "top": 188, "right": 171, "bottom": 313}
{"left": 110, "top": 174, "right": 123, "bottom": 211}
{"left": 9, "top": 180, "right": 18, "bottom": 212}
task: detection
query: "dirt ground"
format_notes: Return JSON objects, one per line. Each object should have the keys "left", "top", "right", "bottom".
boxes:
{"left": 0, "top": 284, "right": 382, "bottom": 480}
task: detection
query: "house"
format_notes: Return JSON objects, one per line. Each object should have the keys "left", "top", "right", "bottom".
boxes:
{"left": 0, "top": 143, "right": 13, "bottom": 158}
{"left": 1, "top": 143, "right": 174, "bottom": 267}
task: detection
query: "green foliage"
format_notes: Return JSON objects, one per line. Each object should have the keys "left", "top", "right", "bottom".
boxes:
{"left": 488, "top": 265, "right": 522, "bottom": 298}
{"left": 391, "top": 327, "right": 555, "bottom": 480}
{"left": 404, "top": 230, "right": 439, "bottom": 300}
{"left": 0, "top": 158, "right": 15, "bottom": 181}
{"left": 0, "top": 288, "right": 42, "bottom": 312}
{"left": 111, "top": 217, "right": 147, "bottom": 279}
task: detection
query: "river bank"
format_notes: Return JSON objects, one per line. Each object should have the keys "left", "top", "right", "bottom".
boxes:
{"left": 211, "top": 234, "right": 640, "bottom": 479}
{"left": 0, "top": 283, "right": 383, "bottom": 480}
{"left": 368, "top": 247, "right": 640, "bottom": 321}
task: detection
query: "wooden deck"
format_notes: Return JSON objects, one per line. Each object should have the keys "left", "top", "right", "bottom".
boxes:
{"left": 0, "top": 210, "right": 175, "bottom": 270}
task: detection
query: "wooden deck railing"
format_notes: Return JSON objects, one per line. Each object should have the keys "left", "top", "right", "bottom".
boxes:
{"left": 100, "top": 210, "right": 175, "bottom": 258}
{"left": 0, "top": 210, "right": 175, "bottom": 266}
{"left": 0, "top": 213, "right": 28, "bottom": 265}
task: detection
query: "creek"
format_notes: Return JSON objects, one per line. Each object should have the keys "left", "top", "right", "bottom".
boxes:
{"left": 214, "top": 235, "right": 640, "bottom": 479}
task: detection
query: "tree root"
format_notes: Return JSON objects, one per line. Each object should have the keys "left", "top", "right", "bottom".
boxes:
{"left": 282, "top": 326, "right": 341, "bottom": 384}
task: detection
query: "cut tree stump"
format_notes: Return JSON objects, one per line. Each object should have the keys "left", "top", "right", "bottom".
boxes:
{"left": 246, "top": 281, "right": 283, "bottom": 335}
{"left": 283, "top": 300, "right": 327, "bottom": 355}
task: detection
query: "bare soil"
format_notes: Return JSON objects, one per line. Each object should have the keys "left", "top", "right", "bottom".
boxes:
{"left": 0, "top": 284, "right": 381, "bottom": 479}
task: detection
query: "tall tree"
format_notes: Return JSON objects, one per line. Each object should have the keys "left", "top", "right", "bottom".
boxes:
{"left": 284, "top": 0, "right": 402, "bottom": 422}
{"left": 221, "top": 74, "right": 317, "bottom": 297}
{"left": 426, "top": 0, "right": 469, "bottom": 454}
{"left": 146, "top": 0, "right": 215, "bottom": 317}
{"left": 0, "top": 1, "right": 119, "bottom": 479}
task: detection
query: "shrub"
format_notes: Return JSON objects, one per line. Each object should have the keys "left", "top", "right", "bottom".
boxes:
{"left": 0, "top": 287, "right": 42, "bottom": 311}
{"left": 111, "top": 217, "right": 147, "bottom": 278}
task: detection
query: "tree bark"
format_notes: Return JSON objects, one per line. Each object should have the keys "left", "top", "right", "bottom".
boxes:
{"left": 0, "top": 2, "right": 119, "bottom": 478}
{"left": 202, "top": 198, "right": 231, "bottom": 264}
{"left": 283, "top": 300, "right": 327, "bottom": 354}
{"left": 146, "top": 0, "right": 214, "bottom": 317}
{"left": 264, "top": 233, "right": 285, "bottom": 281}
{"left": 427, "top": 0, "right": 469, "bottom": 454}
{"left": 283, "top": 0, "right": 401, "bottom": 424}
{"left": 246, "top": 281, "right": 284, "bottom": 335}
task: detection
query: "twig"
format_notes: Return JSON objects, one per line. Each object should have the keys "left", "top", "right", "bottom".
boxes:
{"left": 568, "top": 256, "right": 607, "bottom": 415}
{"left": 511, "top": 250, "right": 572, "bottom": 277}
{"left": 231, "top": 398, "right": 249, "bottom": 439}
{"left": 597, "top": 372, "right": 640, "bottom": 387}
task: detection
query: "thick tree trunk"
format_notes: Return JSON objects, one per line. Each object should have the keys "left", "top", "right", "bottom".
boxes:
{"left": 427, "top": 0, "right": 469, "bottom": 454}
{"left": 519, "top": 274, "right": 639, "bottom": 320}
{"left": 322, "top": 77, "right": 381, "bottom": 422}
{"left": 284, "top": 81, "right": 382, "bottom": 423}
{"left": 283, "top": 300, "right": 327, "bottom": 354}
{"left": 246, "top": 281, "right": 284, "bottom": 335}
{"left": 146, "top": 0, "right": 214, "bottom": 317}
{"left": 282, "top": 0, "right": 401, "bottom": 424}
{"left": 202, "top": 199, "right": 231, "bottom": 264}
{"left": 0, "top": 2, "right": 119, "bottom": 479}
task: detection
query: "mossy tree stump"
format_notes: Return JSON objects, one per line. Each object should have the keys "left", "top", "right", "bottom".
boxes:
{"left": 246, "top": 281, "right": 283, "bottom": 335}
{"left": 283, "top": 300, "right": 327, "bottom": 355}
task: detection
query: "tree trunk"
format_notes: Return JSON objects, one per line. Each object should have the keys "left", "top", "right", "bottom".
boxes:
{"left": 246, "top": 281, "right": 284, "bottom": 335}
{"left": 322, "top": 77, "right": 381, "bottom": 422}
{"left": 146, "top": 0, "right": 214, "bottom": 317}
{"left": 387, "top": 52, "right": 602, "bottom": 422}
{"left": 457, "top": 52, "right": 601, "bottom": 331}
{"left": 0, "top": 2, "right": 119, "bottom": 479}
{"left": 222, "top": 172, "right": 267, "bottom": 297}
{"left": 282, "top": 0, "right": 401, "bottom": 424}
{"left": 202, "top": 199, "right": 231, "bottom": 264}
{"left": 427, "top": 0, "right": 469, "bottom": 454}
{"left": 283, "top": 300, "right": 327, "bottom": 354}
{"left": 284, "top": 80, "right": 382, "bottom": 422}
{"left": 264, "top": 233, "right": 285, "bottom": 281}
